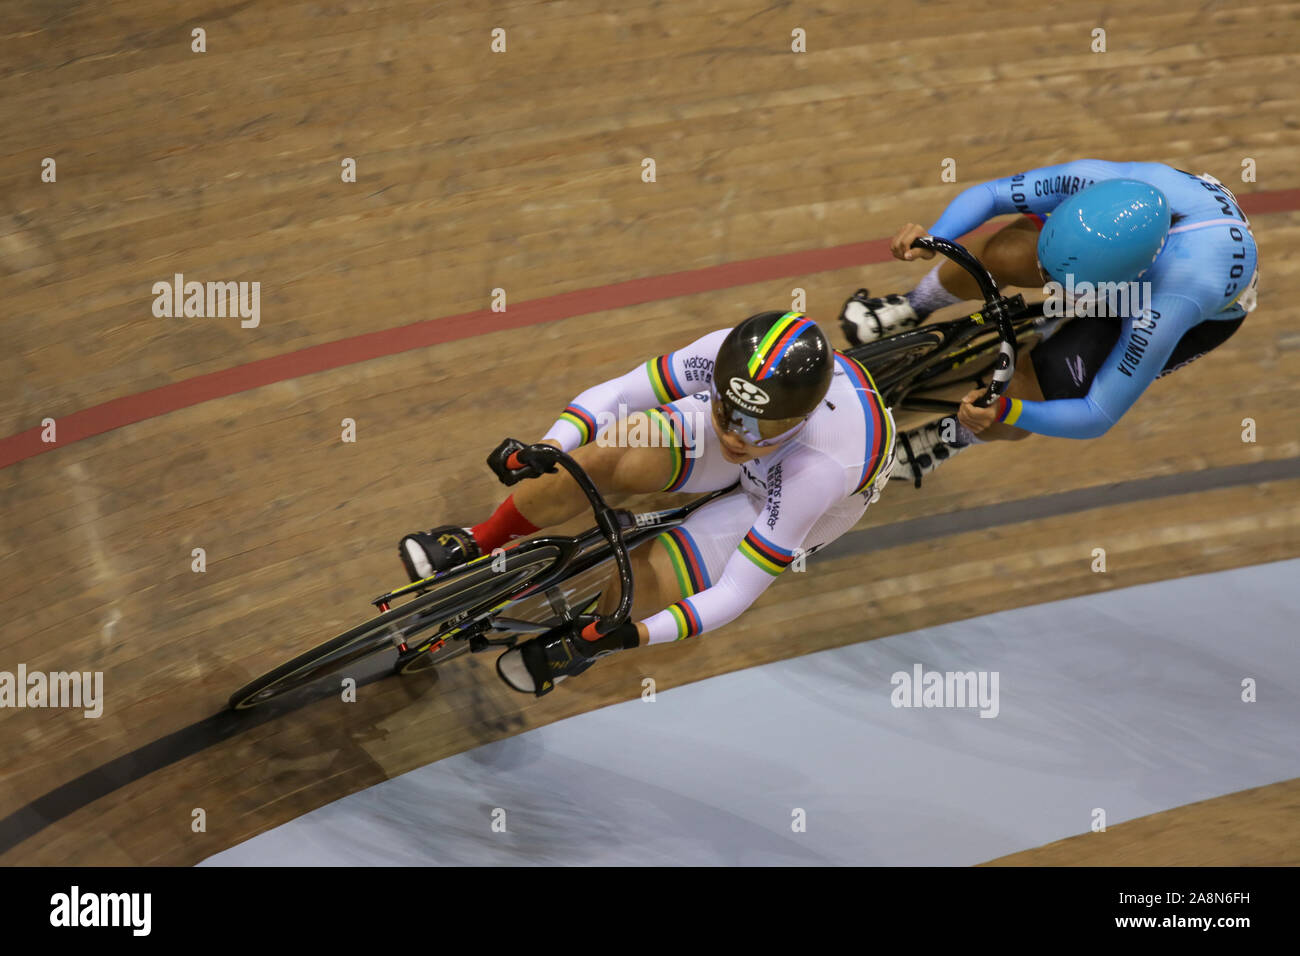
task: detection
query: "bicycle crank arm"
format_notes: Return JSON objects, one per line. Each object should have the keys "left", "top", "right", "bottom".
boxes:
{"left": 469, "top": 633, "right": 521, "bottom": 652}
{"left": 489, "top": 616, "right": 556, "bottom": 634}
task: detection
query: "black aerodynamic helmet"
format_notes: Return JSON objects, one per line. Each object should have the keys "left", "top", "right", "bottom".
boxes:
{"left": 710, "top": 311, "right": 833, "bottom": 444}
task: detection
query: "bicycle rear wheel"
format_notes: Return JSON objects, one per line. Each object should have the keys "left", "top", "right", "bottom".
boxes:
{"left": 228, "top": 544, "right": 563, "bottom": 709}
{"left": 845, "top": 327, "right": 947, "bottom": 394}
{"left": 393, "top": 633, "right": 475, "bottom": 675}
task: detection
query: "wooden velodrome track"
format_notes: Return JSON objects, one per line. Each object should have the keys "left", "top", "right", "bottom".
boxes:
{"left": 1, "top": 0, "right": 1297, "bottom": 865}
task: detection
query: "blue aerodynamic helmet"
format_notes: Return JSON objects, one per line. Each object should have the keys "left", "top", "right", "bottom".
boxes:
{"left": 1037, "top": 178, "right": 1172, "bottom": 286}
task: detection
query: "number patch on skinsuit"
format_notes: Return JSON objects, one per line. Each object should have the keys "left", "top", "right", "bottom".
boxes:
{"left": 1235, "top": 267, "right": 1260, "bottom": 314}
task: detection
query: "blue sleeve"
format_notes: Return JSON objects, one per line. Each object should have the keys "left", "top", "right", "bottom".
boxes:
{"left": 1003, "top": 295, "right": 1204, "bottom": 439}
{"left": 928, "top": 159, "right": 1131, "bottom": 239}
{"left": 927, "top": 180, "right": 1005, "bottom": 239}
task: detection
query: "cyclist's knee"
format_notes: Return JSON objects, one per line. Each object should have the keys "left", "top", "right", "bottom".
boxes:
{"left": 1008, "top": 348, "right": 1045, "bottom": 403}
{"left": 573, "top": 413, "right": 674, "bottom": 493}
{"left": 598, "top": 543, "right": 674, "bottom": 620}
{"left": 631, "top": 540, "right": 684, "bottom": 619}
{"left": 982, "top": 223, "right": 1040, "bottom": 288}
{"left": 569, "top": 435, "right": 624, "bottom": 485}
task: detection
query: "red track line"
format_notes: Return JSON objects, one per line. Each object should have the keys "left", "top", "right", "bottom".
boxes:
{"left": 4, "top": 187, "right": 1298, "bottom": 471}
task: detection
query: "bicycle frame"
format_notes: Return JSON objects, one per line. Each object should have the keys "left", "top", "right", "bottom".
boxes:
{"left": 370, "top": 480, "right": 736, "bottom": 660}
{"left": 863, "top": 304, "right": 1047, "bottom": 411}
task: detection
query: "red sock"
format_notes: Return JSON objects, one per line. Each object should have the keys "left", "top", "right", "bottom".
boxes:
{"left": 471, "top": 495, "right": 540, "bottom": 551}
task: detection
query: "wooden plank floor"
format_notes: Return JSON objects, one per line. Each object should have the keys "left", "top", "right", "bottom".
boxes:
{"left": 984, "top": 777, "right": 1300, "bottom": 866}
{"left": 1, "top": 0, "right": 1297, "bottom": 864}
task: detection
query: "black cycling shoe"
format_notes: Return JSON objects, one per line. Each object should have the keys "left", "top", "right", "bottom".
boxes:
{"left": 496, "top": 626, "right": 591, "bottom": 698}
{"left": 398, "top": 525, "right": 481, "bottom": 582}
{"left": 497, "top": 618, "right": 637, "bottom": 697}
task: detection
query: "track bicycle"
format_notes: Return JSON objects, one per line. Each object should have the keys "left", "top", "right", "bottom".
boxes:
{"left": 228, "top": 443, "right": 734, "bottom": 709}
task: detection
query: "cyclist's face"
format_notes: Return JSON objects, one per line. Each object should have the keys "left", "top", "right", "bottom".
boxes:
{"left": 710, "top": 399, "right": 802, "bottom": 463}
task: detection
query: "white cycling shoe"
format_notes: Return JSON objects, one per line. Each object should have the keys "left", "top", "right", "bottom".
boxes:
{"left": 839, "top": 289, "right": 921, "bottom": 346}
{"left": 894, "top": 418, "right": 969, "bottom": 488}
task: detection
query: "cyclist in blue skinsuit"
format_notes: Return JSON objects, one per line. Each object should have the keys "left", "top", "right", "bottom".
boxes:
{"left": 839, "top": 160, "right": 1259, "bottom": 484}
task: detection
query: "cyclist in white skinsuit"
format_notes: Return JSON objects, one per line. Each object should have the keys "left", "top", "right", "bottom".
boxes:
{"left": 541, "top": 320, "right": 897, "bottom": 642}
{"left": 398, "top": 311, "right": 897, "bottom": 694}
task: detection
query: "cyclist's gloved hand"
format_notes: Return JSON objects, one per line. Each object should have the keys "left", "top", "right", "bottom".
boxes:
{"left": 487, "top": 438, "right": 558, "bottom": 485}
{"left": 570, "top": 614, "right": 640, "bottom": 658}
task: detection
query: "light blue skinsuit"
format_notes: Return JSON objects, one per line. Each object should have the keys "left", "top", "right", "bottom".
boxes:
{"left": 928, "top": 160, "right": 1258, "bottom": 438}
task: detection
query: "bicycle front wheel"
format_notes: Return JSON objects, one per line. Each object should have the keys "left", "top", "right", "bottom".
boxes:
{"left": 228, "top": 544, "right": 563, "bottom": 709}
